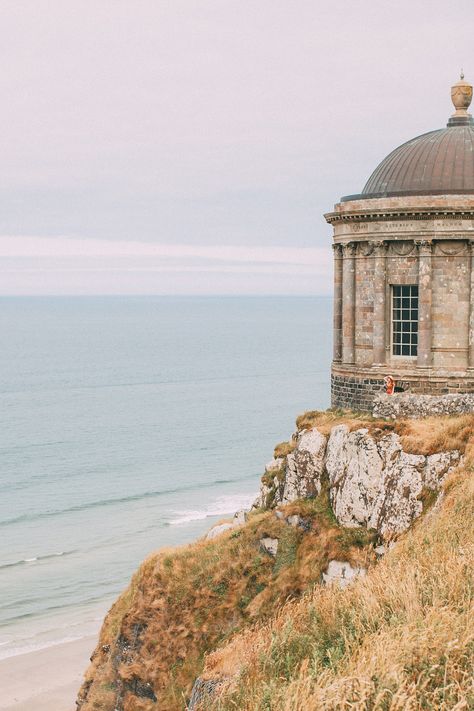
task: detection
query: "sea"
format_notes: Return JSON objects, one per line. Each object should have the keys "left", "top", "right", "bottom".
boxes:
{"left": 0, "top": 296, "right": 331, "bottom": 660}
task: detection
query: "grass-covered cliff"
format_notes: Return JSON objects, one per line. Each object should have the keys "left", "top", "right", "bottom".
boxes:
{"left": 77, "top": 411, "right": 474, "bottom": 711}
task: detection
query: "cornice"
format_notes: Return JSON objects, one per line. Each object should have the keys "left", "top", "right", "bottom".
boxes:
{"left": 324, "top": 208, "right": 474, "bottom": 225}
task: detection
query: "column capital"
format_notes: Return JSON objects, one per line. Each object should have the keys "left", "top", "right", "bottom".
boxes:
{"left": 373, "top": 240, "right": 388, "bottom": 256}
{"left": 332, "top": 243, "right": 343, "bottom": 256}
{"left": 415, "top": 239, "right": 433, "bottom": 254}
{"left": 342, "top": 241, "right": 357, "bottom": 256}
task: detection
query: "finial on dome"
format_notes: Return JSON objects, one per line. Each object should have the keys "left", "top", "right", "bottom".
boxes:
{"left": 447, "top": 73, "right": 473, "bottom": 126}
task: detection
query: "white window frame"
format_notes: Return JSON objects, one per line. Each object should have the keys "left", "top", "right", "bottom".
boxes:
{"left": 391, "top": 284, "right": 418, "bottom": 359}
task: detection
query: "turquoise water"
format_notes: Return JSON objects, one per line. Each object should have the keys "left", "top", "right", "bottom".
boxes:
{"left": 0, "top": 296, "right": 331, "bottom": 658}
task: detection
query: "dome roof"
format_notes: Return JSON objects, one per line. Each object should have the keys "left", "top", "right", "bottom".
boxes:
{"left": 361, "top": 125, "right": 474, "bottom": 197}
{"left": 345, "top": 75, "right": 474, "bottom": 201}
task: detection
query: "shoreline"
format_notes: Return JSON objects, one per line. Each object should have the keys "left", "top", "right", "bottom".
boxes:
{"left": 0, "top": 634, "right": 96, "bottom": 711}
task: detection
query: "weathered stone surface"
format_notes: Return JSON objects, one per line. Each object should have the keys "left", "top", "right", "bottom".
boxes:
{"left": 252, "top": 430, "right": 326, "bottom": 510}
{"left": 265, "top": 457, "right": 284, "bottom": 473}
{"left": 205, "top": 523, "right": 234, "bottom": 540}
{"left": 206, "top": 509, "right": 249, "bottom": 540}
{"left": 188, "top": 677, "right": 224, "bottom": 710}
{"left": 259, "top": 537, "right": 279, "bottom": 556}
{"left": 233, "top": 510, "right": 247, "bottom": 526}
{"left": 252, "top": 473, "right": 284, "bottom": 509}
{"left": 373, "top": 392, "right": 474, "bottom": 419}
{"left": 286, "top": 514, "right": 311, "bottom": 531}
{"left": 326, "top": 425, "right": 460, "bottom": 536}
{"left": 322, "top": 560, "right": 366, "bottom": 588}
{"left": 255, "top": 422, "right": 461, "bottom": 538}
{"left": 326, "top": 426, "right": 385, "bottom": 528}
{"left": 281, "top": 429, "right": 327, "bottom": 504}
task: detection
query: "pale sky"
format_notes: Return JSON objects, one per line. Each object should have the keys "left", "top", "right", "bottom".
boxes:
{"left": 1, "top": 0, "right": 473, "bottom": 295}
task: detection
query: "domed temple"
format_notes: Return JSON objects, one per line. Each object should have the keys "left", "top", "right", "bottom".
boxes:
{"left": 325, "top": 75, "right": 474, "bottom": 410}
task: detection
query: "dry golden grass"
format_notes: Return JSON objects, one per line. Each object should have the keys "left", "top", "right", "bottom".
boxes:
{"left": 273, "top": 440, "right": 296, "bottom": 458}
{"left": 295, "top": 409, "right": 376, "bottom": 435}
{"left": 203, "top": 464, "right": 474, "bottom": 711}
{"left": 78, "top": 411, "right": 474, "bottom": 711}
{"left": 295, "top": 409, "right": 474, "bottom": 456}
{"left": 395, "top": 414, "right": 474, "bottom": 456}
{"left": 77, "top": 495, "right": 374, "bottom": 711}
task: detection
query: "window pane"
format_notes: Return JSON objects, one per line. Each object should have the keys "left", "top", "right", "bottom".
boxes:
{"left": 392, "top": 284, "right": 418, "bottom": 357}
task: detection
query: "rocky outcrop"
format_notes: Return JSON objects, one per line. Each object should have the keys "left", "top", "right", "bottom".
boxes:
{"left": 373, "top": 392, "right": 474, "bottom": 419}
{"left": 253, "top": 424, "right": 461, "bottom": 538}
{"left": 281, "top": 429, "right": 326, "bottom": 504}
{"left": 322, "top": 560, "right": 366, "bottom": 588}
{"left": 327, "top": 426, "right": 460, "bottom": 536}
{"left": 259, "top": 537, "right": 279, "bottom": 556}
{"left": 252, "top": 458, "right": 286, "bottom": 509}
{"left": 205, "top": 510, "right": 248, "bottom": 540}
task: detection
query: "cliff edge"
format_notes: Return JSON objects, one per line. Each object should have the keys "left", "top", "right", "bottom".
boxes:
{"left": 76, "top": 410, "right": 474, "bottom": 711}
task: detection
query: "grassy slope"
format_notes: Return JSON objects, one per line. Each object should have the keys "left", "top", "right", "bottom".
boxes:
{"left": 77, "top": 487, "right": 375, "bottom": 710}
{"left": 204, "top": 456, "right": 474, "bottom": 709}
{"left": 77, "top": 412, "right": 474, "bottom": 711}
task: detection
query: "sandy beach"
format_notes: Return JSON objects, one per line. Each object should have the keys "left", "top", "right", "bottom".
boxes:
{"left": 0, "top": 635, "right": 96, "bottom": 711}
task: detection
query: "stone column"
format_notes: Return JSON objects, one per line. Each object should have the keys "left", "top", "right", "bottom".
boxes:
{"left": 468, "top": 241, "right": 474, "bottom": 368}
{"left": 332, "top": 243, "right": 343, "bottom": 362}
{"left": 372, "top": 241, "right": 387, "bottom": 365}
{"left": 416, "top": 240, "right": 433, "bottom": 368}
{"left": 342, "top": 242, "right": 356, "bottom": 364}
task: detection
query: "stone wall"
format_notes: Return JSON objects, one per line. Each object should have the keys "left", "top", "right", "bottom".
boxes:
{"left": 331, "top": 372, "right": 384, "bottom": 410}
{"left": 373, "top": 392, "right": 474, "bottom": 419}
{"left": 431, "top": 247, "right": 470, "bottom": 369}
{"left": 332, "top": 368, "right": 474, "bottom": 411}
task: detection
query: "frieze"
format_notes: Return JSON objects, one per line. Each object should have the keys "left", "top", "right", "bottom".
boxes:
{"left": 435, "top": 241, "right": 468, "bottom": 256}
{"left": 389, "top": 241, "right": 415, "bottom": 256}
{"left": 434, "top": 220, "right": 464, "bottom": 229}
{"left": 359, "top": 241, "right": 375, "bottom": 256}
{"left": 350, "top": 223, "right": 368, "bottom": 232}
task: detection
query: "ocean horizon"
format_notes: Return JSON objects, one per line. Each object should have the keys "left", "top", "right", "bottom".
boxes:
{"left": 0, "top": 295, "right": 331, "bottom": 659}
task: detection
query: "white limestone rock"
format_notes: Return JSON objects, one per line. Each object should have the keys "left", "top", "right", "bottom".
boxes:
{"left": 326, "top": 426, "right": 387, "bottom": 528}
{"left": 205, "top": 523, "right": 234, "bottom": 540}
{"left": 326, "top": 426, "right": 461, "bottom": 537}
{"left": 260, "top": 537, "right": 279, "bottom": 556}
{"left": 233, "top": 510, "right": 247, "bottom": 526}
{"left": 322, "top": 560, "right": 366, "bottom": 588}
{"left": 424, "top": 451, "right": 461, "bottom": 489}
{"left": 253, "top": 420, "right": 460, "bottom": 537}
{"left": 286, "top": 514, "right": 311, "bottom": 531}
{"left": 265, "top": 457, "right": 284, "bottom": 473}
{"left": 281, "top": 429, "right": 327, "bottom": 504}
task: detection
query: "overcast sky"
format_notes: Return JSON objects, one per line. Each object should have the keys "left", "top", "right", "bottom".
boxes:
{"left": 1, "top": 0, "right": 473, "bottom": 295}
